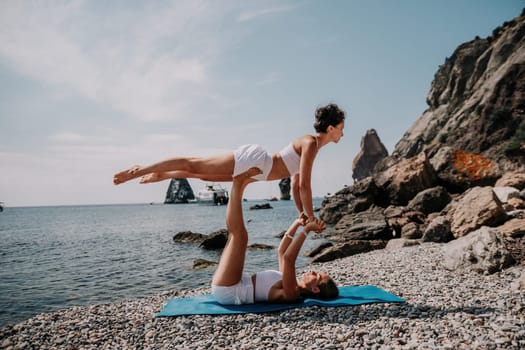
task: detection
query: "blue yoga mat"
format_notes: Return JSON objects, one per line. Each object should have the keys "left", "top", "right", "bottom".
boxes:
{"left": 156, "top": 285, "right": 405, "bottom": 317}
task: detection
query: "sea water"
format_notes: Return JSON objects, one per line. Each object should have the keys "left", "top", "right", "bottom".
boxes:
{"left": 0, "top": 199, "right": 324, "bottom": 327}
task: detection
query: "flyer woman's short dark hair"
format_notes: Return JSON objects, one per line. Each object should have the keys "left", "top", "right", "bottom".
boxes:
{"left": 314, "top": 103, "right": 346, "bottom": 133}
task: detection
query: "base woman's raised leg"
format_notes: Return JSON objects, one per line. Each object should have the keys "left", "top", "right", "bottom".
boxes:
{"left": 211, "top": 168, "right": 258, "bottom": 286}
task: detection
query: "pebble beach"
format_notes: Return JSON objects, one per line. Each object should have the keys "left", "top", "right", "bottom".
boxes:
{"left": 1, "top": 243, "right": 523, "bottom": 350}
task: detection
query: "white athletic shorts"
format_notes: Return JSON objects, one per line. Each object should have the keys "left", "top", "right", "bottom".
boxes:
{"left": 233, "top": 144, "right": 273, "bottom": 181}
{"left": 211, "top": 273, "right": 254, "bottom": 305}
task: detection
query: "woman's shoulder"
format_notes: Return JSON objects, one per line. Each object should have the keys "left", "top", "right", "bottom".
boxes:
{"left": 292, "top": 134, "right": 317, "bottom": 148}
{"left": 268, "top": 282, "right": 299, "bottom": 303}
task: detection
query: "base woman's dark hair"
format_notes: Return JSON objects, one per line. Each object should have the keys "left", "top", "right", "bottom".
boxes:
{"left": 314, "top": 103, "right": 346, "bottom": 133}
{"left": 299, "top": 277, "right": 339, "bottom": 300}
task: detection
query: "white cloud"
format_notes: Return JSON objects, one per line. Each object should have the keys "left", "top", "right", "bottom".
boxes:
{"left": 237, "top": 4, "right": 296, "bottom": 22}
{"left": 0, "top": 0, "right": 234, "bottom": 122}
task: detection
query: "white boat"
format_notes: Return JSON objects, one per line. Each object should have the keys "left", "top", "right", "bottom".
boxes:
{"left": 196, "top": 184, "right": 229, "bottom": 205}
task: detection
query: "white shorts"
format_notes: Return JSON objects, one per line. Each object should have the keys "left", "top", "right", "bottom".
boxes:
{"left": 211, "top": 273, "right": 254, "bottom": 305}
{"left": 233, "top": 144, "right": 273, "bottom": 181}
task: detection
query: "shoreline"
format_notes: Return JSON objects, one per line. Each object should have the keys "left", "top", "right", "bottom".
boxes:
{"left": 1, "top": 243, "right": 523, "bottom": 349}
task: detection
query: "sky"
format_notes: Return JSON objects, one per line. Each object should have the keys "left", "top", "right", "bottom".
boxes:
{"left": 0, "top": 1, "right": 523, "bottom": 207}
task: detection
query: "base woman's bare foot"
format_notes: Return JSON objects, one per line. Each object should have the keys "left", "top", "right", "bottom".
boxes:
{"left": 113, "top": 165, "right": 142, "bottom": 185}
{"left": 140, "top": 173, "right": 161, "bottom": 184}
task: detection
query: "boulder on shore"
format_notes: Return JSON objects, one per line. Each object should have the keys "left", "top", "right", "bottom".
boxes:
{"left": 429, "top": 148, "right": 501, "bottom": 193}
{"left": 311, "top": 240, "right": 387, "bottom": 263}
{"left": 446, "top": 186, "right": 508, "bottom": 238}
{"left": 422, "top": 216, "right": 454, "bottom": 243}
{"left": 407, "top": 186, "right": 451, "bottom": 215}
{"left": 373, "top": 152, "right": 437, "bottom": 206}
{"left": 329, "top": 210, "right": 392, "bottom": 242}
{"left": 442, "top": 226, "right": 515, "bottom": 274}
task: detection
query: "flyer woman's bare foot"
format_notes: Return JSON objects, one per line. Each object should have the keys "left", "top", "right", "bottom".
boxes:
{"left": 140, "top": 173, "right": 161, "bottom": 184}
{"left": 113, "top": 165, "right": 142, "bottom": 185}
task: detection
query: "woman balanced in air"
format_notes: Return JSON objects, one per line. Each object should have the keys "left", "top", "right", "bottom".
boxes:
{"left": 113, "top": 103, "right": 345, "bottom": 222}
{"left": 212, "top": 168, "right": 338, "bottom": 304}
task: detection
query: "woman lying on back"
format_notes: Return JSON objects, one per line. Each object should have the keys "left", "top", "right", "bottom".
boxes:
{"left": 211, "top": 168, "right": 339, "bottom": 305}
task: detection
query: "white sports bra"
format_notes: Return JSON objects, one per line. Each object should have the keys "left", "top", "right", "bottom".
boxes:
{"left": 279, "top": 144, "right": 301, "bottom": 176}
{"left": 254, "top": 270, "right": 282, "bottom": 302}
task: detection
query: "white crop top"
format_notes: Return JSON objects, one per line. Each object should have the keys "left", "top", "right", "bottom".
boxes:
{"left": 279, "top": 143, "right": 301, "bottom": 176}
{"left": 254, "top": 270, "right": 282, "bottom": 302}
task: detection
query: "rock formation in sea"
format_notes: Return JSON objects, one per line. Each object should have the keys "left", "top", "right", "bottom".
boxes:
{"left": 317, "top": 10, "right": 525, "bottom": 271}
{"left": 352, "top": 129, "right": 389, "bottom": 181}
{"left": 164, "top": 178, "right": 195, "bottom": 204}
{"left": 279, "top": 178, "right": 291, "bottom": 200}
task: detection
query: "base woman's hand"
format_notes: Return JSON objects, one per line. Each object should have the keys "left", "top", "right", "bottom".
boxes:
{"left": 304, "top": 218, "right": 326, "bottom": 234}
{"left": 298, "top": 212, "right": 309, "bottom": 226}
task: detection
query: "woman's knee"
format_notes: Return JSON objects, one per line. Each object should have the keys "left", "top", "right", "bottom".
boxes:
{"left": 184, "top": 158, "right": 201, "bottom": 173}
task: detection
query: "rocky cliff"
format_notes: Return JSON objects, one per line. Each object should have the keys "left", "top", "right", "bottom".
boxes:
{"left": 393, "top": 9, "right": 525, "bottom": 172}
{"left": 316, "top": 10, "right": 525, "bottom": 274}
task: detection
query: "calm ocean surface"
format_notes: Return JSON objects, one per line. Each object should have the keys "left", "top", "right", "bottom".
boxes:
{"left": 0, "top": 199, "right": 323, "bottom": 327}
